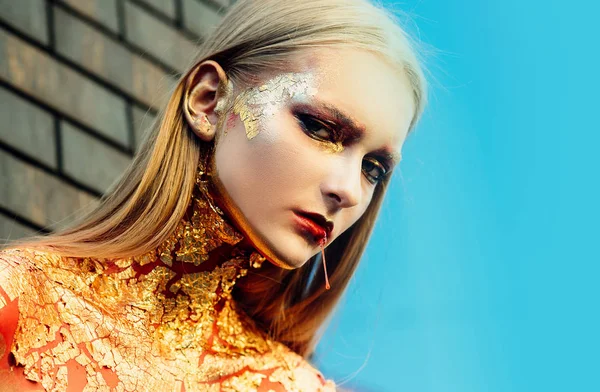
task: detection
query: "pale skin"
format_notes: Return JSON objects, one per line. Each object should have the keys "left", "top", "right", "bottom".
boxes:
{"left": 184, "top": 47, "right": 416, "bottom": 269}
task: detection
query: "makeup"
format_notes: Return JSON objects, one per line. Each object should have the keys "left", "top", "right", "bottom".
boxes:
{"left": 211, "top": 47, "right": 415, "bottom": 271}
{"left": 293, "top": 111, "right": 345, "bottom": 154}
{"left": 320, "top": 238, "right": 331, "bottom": 290}
{"left": 293, "top": 212, "right": 327, "bottom": 242}
{"left": 230, "top": 72, "right": 319, "bottom": 140}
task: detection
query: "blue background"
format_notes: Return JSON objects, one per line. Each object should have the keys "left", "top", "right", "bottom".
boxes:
{"left": 315, "top": 1, "right": 600, "bottom": 391}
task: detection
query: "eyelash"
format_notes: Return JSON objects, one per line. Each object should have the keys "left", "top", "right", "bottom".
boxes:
{"left": 294, "top": 112, "right": 390, "bottom": 185}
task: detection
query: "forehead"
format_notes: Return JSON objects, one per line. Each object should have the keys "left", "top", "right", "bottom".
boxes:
{"left": 292, "top": 48, "right": 416, "bottom": 147}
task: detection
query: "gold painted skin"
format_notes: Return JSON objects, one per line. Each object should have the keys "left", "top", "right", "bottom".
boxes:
{"left": 230, "top": 73, "right": 319, "bottom": 140}
{"left": 215, "top": 72, "right": 344, "bottom": 153}
{"left": 224, "top": 71, "right": 343, "bottom": 153}
{"left": 0, "top": 151, "right": 336, "bottom": 391}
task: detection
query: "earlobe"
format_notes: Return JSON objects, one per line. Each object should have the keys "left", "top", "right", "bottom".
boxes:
{"left": 192, "top": 113, "right": 213, "bottom": 140}
{"left": 183, "top": 61, "right": 229, "bottom": 142}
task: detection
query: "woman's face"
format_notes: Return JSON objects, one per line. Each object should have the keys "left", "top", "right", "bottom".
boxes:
{"left": 214, "top": 48, "right": 415, "bottom": 268}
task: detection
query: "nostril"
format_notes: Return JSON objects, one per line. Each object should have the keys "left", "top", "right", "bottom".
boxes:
{"left": 327, "top": 193, "right": 342, "bottom": 203}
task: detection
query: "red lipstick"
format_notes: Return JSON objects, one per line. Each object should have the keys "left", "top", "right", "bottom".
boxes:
{"left": 293, "top": 211, "right": 333, "bottom": 242}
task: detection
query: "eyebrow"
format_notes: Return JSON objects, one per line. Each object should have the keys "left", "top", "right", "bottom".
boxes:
{"left": 297, "top": 98, "right": 402, "bottom": 167}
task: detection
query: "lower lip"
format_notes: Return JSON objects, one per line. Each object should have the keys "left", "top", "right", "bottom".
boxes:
{"left": 293, "top": 213, "right": 327, "bottom": 242}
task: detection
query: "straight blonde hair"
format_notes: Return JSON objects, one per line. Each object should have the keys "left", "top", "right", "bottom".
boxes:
{"left": 11, "top": 0, "right": 427, "bottom": 357}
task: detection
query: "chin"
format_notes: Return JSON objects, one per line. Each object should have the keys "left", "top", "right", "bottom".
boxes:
{"left": 261, "top": 232, "right": 316, "bottom": 270}
{"left": 264, "top": 248, "right": 312, "bottom": 270}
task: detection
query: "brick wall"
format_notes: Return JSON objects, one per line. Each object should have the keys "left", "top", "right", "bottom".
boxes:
{"left": 0, "top": 0, "right": 231, "bottom": 241}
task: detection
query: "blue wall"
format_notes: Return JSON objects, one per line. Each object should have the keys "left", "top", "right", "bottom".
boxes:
{"left": 316, "top": 1, "right": 600, "bottom": 391}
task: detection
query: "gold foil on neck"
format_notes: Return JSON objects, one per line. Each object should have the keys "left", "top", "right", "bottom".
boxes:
{"left": 0, "top": 155, "right": 337, "bottom": 389}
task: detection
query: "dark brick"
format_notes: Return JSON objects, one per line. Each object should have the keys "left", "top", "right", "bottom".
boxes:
{"left": 0, "top": 214, "right": 37, "bottom": 242}
{"left": 182, "top": 0, "right": 222, "bottom": 39}
{"left": 61, "top": 121, "right": 132, "bottom": 194}
{"left": 137, "top": 0, "right": 176, "bottom": 20}
{"left": 0, "top": 0, "right": 48, "bottom": 44}
{"left": 0, "top": 30, "right": 129, "bottom": 146}
{"left": 54, "top": 7, "right": 176, "bottom": 110}
{"left": 132, "top": 105, "right": 157, "bottom": 150}
{"left": 0, "top": 86, "right": 57, "bottom": 168}
{"left": 59, "top": 0, "right": 119, "bottom": 34}
{"left": 124, "top": 1, "right": 197, "bottom": 73}
{"left": 212, "top": 0, "right": 233, "bottom": 8}
{"left": 0, "top": 151, "right": 98, "bottom": 231}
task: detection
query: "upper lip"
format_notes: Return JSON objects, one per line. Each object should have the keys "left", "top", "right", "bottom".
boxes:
{"left": 296, "top": 211, "right": 334, "bottom": 238}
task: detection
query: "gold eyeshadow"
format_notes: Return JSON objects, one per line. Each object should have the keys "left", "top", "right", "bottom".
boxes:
{"left": 227, "top": 72, "right": 319, "bottom": 140}
{"left": 293, "top": 112, "right": 345, "bottom": 153}
{"left": 292, "top": 105, "right": 393, "bottom": 183}
{"left": 291, "top": 99, "right": 401, "bottom": 172}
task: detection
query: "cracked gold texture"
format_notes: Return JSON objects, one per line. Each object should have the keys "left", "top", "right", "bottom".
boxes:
{"left": 230, "top": 72, "right": 319, "bottom": 140}
{"left": 228, "top": 72, "right": 345, "bottom": 155}
{"left": 0, "top": 166, "right": 336, "bottom": 391}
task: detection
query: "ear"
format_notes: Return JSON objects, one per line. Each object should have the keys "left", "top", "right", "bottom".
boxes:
{"left": 183, "top": 60, "right": 229, "bottom": 142}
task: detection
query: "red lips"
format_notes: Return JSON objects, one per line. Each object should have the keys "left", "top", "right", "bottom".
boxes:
{"left": 293, "top": 211, "right": 333, "bottom": 242}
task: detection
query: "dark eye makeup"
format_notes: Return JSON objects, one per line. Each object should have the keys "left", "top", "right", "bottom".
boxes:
{"left": 293, "top": 111, "right": 391, "bottom": 185}
{"left": 294, "top": 112, "right": 337, "bottom": 142}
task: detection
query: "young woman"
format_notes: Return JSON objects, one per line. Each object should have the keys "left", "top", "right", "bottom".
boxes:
{"left": 0, "top": 0, "right": 427, "bottom": 390}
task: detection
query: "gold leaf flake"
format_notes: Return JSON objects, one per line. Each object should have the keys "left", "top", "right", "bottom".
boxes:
{"left": 231, "top": 72, "right": 319, "bottom": 140}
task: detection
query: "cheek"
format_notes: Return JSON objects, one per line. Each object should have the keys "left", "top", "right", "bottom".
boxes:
{"left": 215, "top": 111, "right": 324, "bottom": 204}
{"left": 337, "top": 197, "right": 371, "bottom": 237}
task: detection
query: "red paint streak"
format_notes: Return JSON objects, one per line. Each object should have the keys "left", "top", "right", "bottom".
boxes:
{"left": 197, "top": 351, "right": 208, "bottom": 367}
{"left": 227, "top": 113, "right": 237, "bottom": 129}
{"left": 257, "top": 368, "right": 287, "bottom": 392}
{"left": 319, "top": 238, "right": 330, "bottom": 290}
{"left": 204, "top": 365, "right": 283, "bottom": 390}
{"left": 65, "top": 359, "right": 88, "bottom": 392}
{"left": 98, "top": 366, "right": 119, "bottom": 389}
{"left": 0, "top": 295, "right": 19, "bottom": 368}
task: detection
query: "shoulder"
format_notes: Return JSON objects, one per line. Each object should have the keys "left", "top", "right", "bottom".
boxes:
{"left": 267, "top": 345, "right": 337, "bottom": 391}
{"left": 0, "top": 248, "right": 54, "bottom": 389}
{"left": 0, "top": 248, "right": 65, "bottom": 368}
{"left": 291, "top": 360, "right": 337, "bottom": 391}
{"left": 0, "top": 247, "right": 47, "bottom": 322}
{"left": 0, "top": 247, "right": 65, "bottom": 313}
{"left": 0, "top": 248, "right": 36, "bottom": 374}
{"left": 0, "top": 248, "right": 38, "bottom": 309}
{"left": 0, "top": 247, "right": 58, "bottom": 325}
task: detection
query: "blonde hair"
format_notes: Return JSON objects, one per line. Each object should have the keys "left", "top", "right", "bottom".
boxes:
{"left": 12, "top": 0, "right": 427, "bottom": 357}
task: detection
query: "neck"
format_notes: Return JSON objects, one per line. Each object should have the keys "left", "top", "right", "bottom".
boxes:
{"left": 77, "top": 165, "right": 270, "bottom": 353}
{"left": 116, "top": 162, "right": 267, "bottom": 300}
{"left": 130, "top": 168, "right": 265, "bottom": 274}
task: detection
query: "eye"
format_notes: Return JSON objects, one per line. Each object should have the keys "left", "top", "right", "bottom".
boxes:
{"left": 294, "top": 113, "right": 336, "bottom": 142}
{"left": 362, "top": 158, "right": 388, "bottom": 185}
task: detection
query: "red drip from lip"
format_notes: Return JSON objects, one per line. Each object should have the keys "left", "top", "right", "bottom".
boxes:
{"left": 320, "top": 237, "right": 330, "bottom": 290}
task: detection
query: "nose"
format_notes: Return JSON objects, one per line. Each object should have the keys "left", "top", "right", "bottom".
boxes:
{"left": 320, "top": 153, "right": 363, "bottom": 210}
